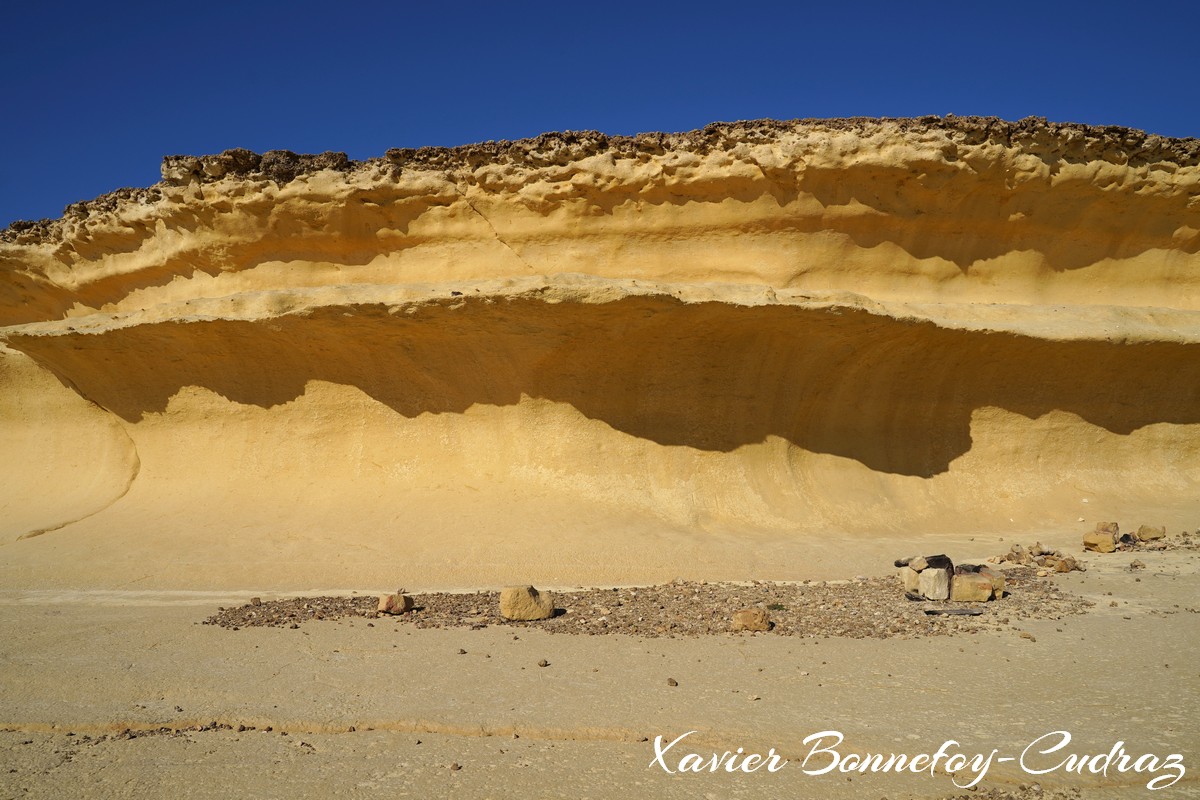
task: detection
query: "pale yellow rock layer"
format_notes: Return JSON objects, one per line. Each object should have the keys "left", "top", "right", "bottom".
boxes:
{"left": 0, "top": 116, "right": 1197, "bottom": 589}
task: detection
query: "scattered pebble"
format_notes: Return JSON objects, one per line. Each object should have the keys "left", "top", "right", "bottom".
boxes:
{"left": 203, "top": 569, "right": 1090, "bottom": 640}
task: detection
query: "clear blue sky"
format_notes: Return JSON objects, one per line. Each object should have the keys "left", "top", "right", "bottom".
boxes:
{"left": 3, "top": 0, "right": 1197, "bottom": 227}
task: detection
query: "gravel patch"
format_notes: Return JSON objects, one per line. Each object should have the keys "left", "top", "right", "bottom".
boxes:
{"left": 203, "top": 567, "right": 1090, "bottom": 639}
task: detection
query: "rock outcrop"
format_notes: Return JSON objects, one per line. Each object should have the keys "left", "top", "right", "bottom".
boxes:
{"left": 1, "top": 116, "right": 1197, "bottom": 588}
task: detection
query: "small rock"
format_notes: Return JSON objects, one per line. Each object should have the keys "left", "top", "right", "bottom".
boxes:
{"left": 977, "top": 564, "right": 1007, "bottom": 596}
{"left": 950, "top": 572, "right": 994, "bottom": 602}
{"left": 908, "top": 556, "right": 929, "bottom": 572}
{"left": 537, "top": 659, "right": 549, "bottom": 668}
{"left": 923, "top": 554, "right": 953, "bottom": 571}
{"left": 1020, "top": 631, "right": 1036, "bottom": 641}
{"left": 731, "top": 608, "right": 770, "bottom": 632}
{"left": 898, "top": 566, "right": 921, "bottom": 594}
{"left": 667, "top": 678, "right": 678, "bottom": 687}
{"left": 1130, "top": 559, "right": 1146, "bottom": 570}
{"left": 918, "top": 567, "right": 950, "bottom": 601}
{"left": 1137, "top": 525, "right": 1166, "bottom": 542}
{"left": 500, "top": 586, "right": 554, "bottom": 621}
{"left": 250, "top": 597, "right": 262, "bottom": 606}
{"left": 378, "top": 594, "right": 414, "bottom": 615}
{"left": 449, "top": 762, "right": 461, "bottom": 771}
{"left": 1083, "top": 530, "right": 1117, "bottom": 554}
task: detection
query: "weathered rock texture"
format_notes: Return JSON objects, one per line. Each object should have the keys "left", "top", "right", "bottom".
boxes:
{"left": 1, "top": 116, "right": 1197, "bottom": 588}
{"left": 499, "top": 586, "right": 554, "bottom": 621}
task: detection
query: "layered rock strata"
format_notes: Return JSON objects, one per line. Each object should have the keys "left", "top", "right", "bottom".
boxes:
{"left": 1, "top": 116, "right": 1197, "bottom": 587}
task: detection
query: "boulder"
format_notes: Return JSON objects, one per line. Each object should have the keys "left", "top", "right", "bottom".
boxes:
{"left": 378, "top": 593, "right": 413, "bottom": 614}
{"left": 977, "top": 564, "right": 1006, "bottom": 596}
{"left": 1096, "top": 521, "right": 1120, "bottom": 536}
{"left": 499, "top": 586, "right": 554, "bottom": 621}
{"left": 731, "top": 608, "right": 770, "bottom": 632}
{"left": 908, "top": 556, "right": 929, "bottom": 572}
{"left": 950, "top": 572, "right": 994, "bottom": 602}
{"left": 923, "top": 554, "right": 954, "bottom": 572}
{"left": 1083, "top": 530, "right": 1117, "bottom": 553}
{"left": 1137, "top": 525, "right": 1166, "bottom": 542}
{"left": 918, "top": 567, "right": 950, "bottom": 601}
{"left": 899, "top": 566, "right": 921, "bottom": 594}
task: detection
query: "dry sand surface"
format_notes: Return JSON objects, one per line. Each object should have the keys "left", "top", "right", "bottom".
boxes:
{"left": 1, "top": 116, "right": 1198, "bottom": 796}
{"left": 1, "top": 547, "right": 1198, "bottom": 798}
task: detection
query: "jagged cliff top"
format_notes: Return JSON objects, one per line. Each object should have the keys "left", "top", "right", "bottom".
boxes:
{"left": 5, "top": 115, "right": 1198, "bottom": 243}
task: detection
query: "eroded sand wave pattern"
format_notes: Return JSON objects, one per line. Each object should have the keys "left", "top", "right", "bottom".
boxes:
{"left": 1, "top": 116, "right": 1197, "bottom": 590}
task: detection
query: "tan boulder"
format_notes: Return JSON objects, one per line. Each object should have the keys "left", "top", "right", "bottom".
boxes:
{"left": 1137, "top": 525, "right": 1166, "bottom": 542}
{"left": 1096, "top": 521, "right": 1120, "bottom": 536}
{"left": 950, "top": 573, "right": 994, "bottom": 602}
{"left": 899, "top": 566, "right": 921, "bottom": 593}
{"left": 918, "top": 567, "right": 950, "bottom": 601}
{"left": 731, "top": 608, "right": 770, "bottom": 632}
{"left": 378, "top": 593, "right": 413, "bottom": 614}
{"left": 977, "top": 564, "right": 1006, "bottom": 596}
{"left": 1083, "top": 530, "right": 1117, "bottom": 553}
{"left": 499, "top": 586, "right": 555, "bottom": 621}
{"left": 908, "top": 556, "right": 929, "bottom": 572}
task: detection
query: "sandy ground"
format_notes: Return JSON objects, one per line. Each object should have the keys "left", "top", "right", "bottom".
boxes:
{"left": 3, "top": 119, "right": 1198, "bottom": 798}
{"left": 1, "top": 546, "right": 1197, "bottom": 799}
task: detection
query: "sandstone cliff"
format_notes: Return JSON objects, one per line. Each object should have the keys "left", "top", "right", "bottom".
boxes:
{"left": 1, "top": 116, "right": 1197, "bottom": 589}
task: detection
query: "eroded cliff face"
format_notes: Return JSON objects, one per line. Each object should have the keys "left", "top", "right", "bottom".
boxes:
{"left": 1, "top": 117, "right": 1197, "bottom": 589}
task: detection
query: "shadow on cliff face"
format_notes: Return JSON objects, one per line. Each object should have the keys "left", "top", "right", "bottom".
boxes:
{"left": 8, "top": 295, "right": 1200, "bottom": 478}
